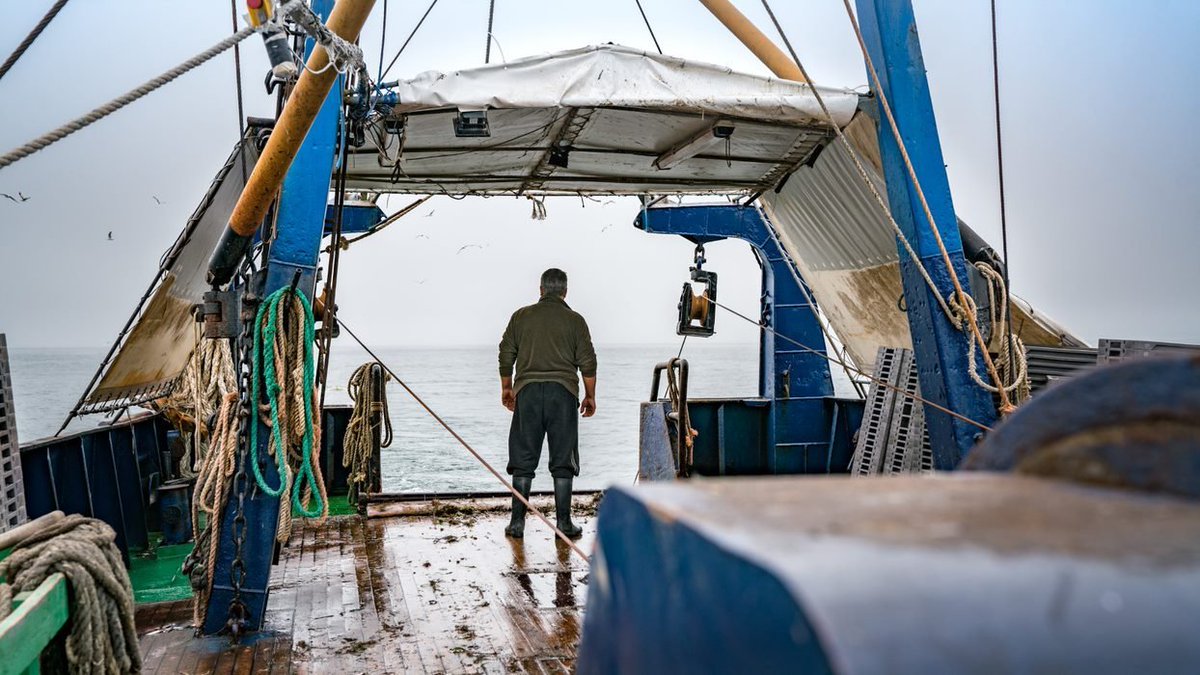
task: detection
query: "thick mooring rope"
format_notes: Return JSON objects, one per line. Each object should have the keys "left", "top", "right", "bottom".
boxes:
{"left": 0, "top": 516, "right": 141, "bottom": 674}
{"left": 344, "top": 363, "right": 392, "bottom": 505}
{"left": 250, "top": 287, "right": 327, "bottom": 522}
{"left": 0, "top": 0, "right": 70, "bottom": 82}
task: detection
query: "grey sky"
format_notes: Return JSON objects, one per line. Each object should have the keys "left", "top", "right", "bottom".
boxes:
{"left": 0, "top": 0, "right": 1197, "bottom": 351}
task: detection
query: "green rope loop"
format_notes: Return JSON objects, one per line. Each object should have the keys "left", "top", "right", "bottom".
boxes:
{"left": 249, "top": 287, "right": 324, "bottom": 518}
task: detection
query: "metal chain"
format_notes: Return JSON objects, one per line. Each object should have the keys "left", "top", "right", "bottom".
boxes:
{"left": 226, "top": 260, "right": 261, "bottom": 639}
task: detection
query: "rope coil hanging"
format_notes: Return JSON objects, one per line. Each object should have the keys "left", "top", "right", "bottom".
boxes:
{"left": 344, "top": 362, "right": 392, "bottom": 505}
{"left": 250, "top": 287, "right": 328, "bottom": 524}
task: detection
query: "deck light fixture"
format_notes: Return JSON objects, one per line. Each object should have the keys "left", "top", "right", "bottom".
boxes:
{"left": 654, "top": 121, "right": 736, "bottom": 170}
{"left": 453, "top": 110, "right": 490, "bottom": 138}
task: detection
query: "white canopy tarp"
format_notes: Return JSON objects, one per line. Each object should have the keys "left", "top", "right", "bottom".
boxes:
{"left": 350, "top": 44, "right": 861, "bottom": 195}
{"left": 388, "top": 44, "right": 859, "bottom": 125}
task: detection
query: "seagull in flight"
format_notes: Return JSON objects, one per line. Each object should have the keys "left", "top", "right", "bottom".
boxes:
{"left": 2, "top": 192, "right": 29, "bottom": 203}
{"left": 415, "top": 234, "right": 430, "bottom": 239}
{"left": 601, "top": 224, "right": 613, "bottom": 232}
{"left": 424, "top": 209, "right": 435, "bottom": 217}
{"left": 415, "top": 279, "right": 427, "bottom": 285}
{"left": 152, "top": 195, "right": 164, "bottom": 205}
{"left": 456, "top": 244, "right": 484, "bottom": 255}
{"left": 107, "top": 231, "right": 114, "bottom": 241}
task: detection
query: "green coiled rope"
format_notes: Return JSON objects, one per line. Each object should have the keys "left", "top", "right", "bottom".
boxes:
{"left": 249, "top": 287, "right": 325, "bottom": 518}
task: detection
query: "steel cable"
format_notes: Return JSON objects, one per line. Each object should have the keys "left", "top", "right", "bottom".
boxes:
{"left": 0, "top": 0, "right": 70, "bottom": 82}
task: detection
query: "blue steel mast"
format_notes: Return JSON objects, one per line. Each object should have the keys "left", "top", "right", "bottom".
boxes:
{"left": 204, "top": 0, "right": 341, "bottom": 634}
{"left": 854, "top": 0, "right": 999, "bottom": 465}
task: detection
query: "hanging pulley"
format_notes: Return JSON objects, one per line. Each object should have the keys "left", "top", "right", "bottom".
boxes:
{"left": 677, "top": 244, "right": 718, "bottom": 337}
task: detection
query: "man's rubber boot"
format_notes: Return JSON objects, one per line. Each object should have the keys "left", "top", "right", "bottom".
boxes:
{"left": 505, "top": 476, "right": 533, "bottom": 538}
{"left": 553, "top": 477, "right": 584, "bottom": 539}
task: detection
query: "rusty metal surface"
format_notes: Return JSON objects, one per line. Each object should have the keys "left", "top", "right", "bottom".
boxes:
{"left": 137, "top": 499, "right": 595, "bottom": 673}
{"left": 963, "top": 354, "right": 1200, "bottom": 500}
{"left": 587, "top": 474, "right": 1200, "bottom": 673}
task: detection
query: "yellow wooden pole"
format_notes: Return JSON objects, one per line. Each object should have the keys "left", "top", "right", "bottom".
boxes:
{"left": 228, "top": 0, "right": 376, "bottom": 237}
{"left": 697, "top": 0, "right": 808, "bottom": 84}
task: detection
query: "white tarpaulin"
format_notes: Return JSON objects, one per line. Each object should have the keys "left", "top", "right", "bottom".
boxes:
{"left": 350, "top": 44, "right": 860, "bottom": 195}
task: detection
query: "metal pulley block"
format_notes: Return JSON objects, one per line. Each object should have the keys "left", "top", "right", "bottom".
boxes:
{"left": 201, "top": 289, "right": 242, "bottom": 339}
{"left": 677, "top": 244, "right": 718, "bottom": 337}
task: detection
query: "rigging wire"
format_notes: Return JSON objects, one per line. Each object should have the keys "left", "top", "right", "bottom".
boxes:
{"left": 990, "top": 0, "right": 1020, "bottom": 391}
{"left": 335, "top": 316, "right": 591, "bottom": 562}
{"left": 485, "top": 0, "right": 497, "bottom": 64}
{"left": 377, "top": 0, "right": 388, "bottom": 85}
{"left": 380, "top": 0, "right": 440, "bottom": 80}
{"left": 229, "top": 0, "right": 248, "bottom": 182}
{"left": 708, "top": 296, "right": 992, "bottom": 433}
{"left": 0, "top": 0, "right": 70, "bottom": 82}
{"left": 634, "top": 0, "right": 664, "bottom": 55}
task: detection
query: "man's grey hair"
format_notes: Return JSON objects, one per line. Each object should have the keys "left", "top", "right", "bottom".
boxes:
{"left": 540, "top": 268, "right": 568, "bottom": 298}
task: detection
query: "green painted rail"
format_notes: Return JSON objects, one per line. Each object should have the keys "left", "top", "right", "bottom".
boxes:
{"left": 0, "top": 572, "right": 69, "bottom": 675}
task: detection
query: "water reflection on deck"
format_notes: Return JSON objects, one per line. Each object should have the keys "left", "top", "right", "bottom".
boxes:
{"left": 137, "top": 496, "right": 598, "bottom": 674}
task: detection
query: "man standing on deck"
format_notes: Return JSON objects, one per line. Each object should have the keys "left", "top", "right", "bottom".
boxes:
{"left": 498, "top": 268, "right": 597, "bottom": 540}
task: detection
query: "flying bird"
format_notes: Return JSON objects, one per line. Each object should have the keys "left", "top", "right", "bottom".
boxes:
{"left": 414, "top": 279, "right": 428, "bottom": 285}
{"left": 415, "top": 234, "right": 430, "bottom": 239}
{"left": 107, "top": 231, "right": 114, "bottom": 240}
{"left": 601, "top": 224, "right": 613, "bottom": 232}
{"left": 424, "top": 209, "right": 435, "bottom": 217}
{"left": 2, "top": 192, "right": 29, "bottom": 203}
{"left": 152, "top": 195, "right": 164, "bottom": 205}
{"left": 456, "top": 244, "right": 484, "bottom": 255}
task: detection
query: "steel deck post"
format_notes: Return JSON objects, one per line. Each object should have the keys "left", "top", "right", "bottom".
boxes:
{"left": 637, "top": 205, "right": 833, "bottom": 472}
{"left": 854, "top": 0, "right": 998, "bottom": 466}
{"left": 204, "top": 0, "right": 340, "bottom": 634}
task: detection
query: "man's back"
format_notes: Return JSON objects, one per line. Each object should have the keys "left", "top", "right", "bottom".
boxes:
{"left": 498, "top": 295, "right": 597, "bottom": 400}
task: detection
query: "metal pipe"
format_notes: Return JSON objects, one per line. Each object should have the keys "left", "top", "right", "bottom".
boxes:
{"left": 208, "top": 0, "right": 376, "bottom": 286}
{"left": 697, "top": 0, "right": 808, "bottom": 84}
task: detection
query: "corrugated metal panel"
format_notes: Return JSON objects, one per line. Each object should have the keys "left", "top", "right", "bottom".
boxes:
{"left": 762, "top": 113, "right": 1085, "bottom": 371}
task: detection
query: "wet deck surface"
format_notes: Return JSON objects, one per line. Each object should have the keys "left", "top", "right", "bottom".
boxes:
{"left": 136, "top": 496, "right": 598, "bottom": 674}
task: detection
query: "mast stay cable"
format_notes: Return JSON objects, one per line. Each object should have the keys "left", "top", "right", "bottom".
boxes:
{"left": 0, "top": 0, "right": 70, "bottom": 82}
{"left": 485, "top": 0, "right": 497, "bottom": 64}
{"left": 634, "top": 0, "right": 664, "bottom": 55}
{"left": 380, "top": 0, "right": 439, "bottom": 80}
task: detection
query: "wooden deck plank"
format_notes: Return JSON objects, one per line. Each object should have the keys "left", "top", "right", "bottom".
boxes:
{"left": 138, "top": 499, "right": 596, "bottom": 674}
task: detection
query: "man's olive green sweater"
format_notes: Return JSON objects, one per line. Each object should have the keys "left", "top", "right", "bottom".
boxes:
{"left": 498, "top": 295, "right": 597, "bottom": 399}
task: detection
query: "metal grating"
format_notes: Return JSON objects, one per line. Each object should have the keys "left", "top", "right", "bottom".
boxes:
{"left": 0, "top": 334, "right": 28, "bottom": 533}
{"left": 850, "top": 347, "right": 904, "bottom": 476}
{"left": 1097, "top": 338, "right": 1200, "bottom": 366}
{"left": 883, "top": 351, "right": 933, "bottom": 475}
{"left": 1025, "top": 345, "right": 1098, "bottom": 392}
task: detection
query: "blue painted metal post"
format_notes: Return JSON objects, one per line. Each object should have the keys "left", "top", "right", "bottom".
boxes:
{"left": 636, "top": 205, "right": 833, "bottom": 472}
{"left": 204, "top": 0, "right": 341, "bottom": 634}
{"left": 855, "top": 0, "right": 998, "bottom": 466}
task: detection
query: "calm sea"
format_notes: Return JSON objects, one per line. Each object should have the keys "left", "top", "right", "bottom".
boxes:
{"left": 7, "top": 342, "right": 799, "bottom": 493}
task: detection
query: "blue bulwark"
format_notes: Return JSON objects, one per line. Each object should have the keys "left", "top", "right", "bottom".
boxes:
{"left": 204, "top": 0, "right": 341, "bottom": 635}
{"left": 636, "top": 204, "right": 834, "bottom": 473}
{"left": 855, "top": 0, "right": 998, "bottom": 465}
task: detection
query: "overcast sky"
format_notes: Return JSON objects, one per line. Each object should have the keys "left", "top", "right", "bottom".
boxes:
{"left": 0, "top": 0, "right": 1196, "bottom": 351}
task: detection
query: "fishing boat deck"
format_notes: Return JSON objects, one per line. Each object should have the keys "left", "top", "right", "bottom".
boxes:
{"left": 135, "top": 496, "right": 598, "bottom": 674}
